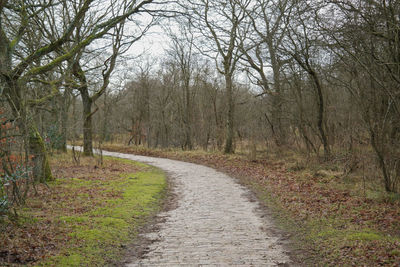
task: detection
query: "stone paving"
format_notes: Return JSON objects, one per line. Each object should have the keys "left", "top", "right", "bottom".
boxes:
{"left": 97, "top": 149, "right": 293, "bottom": 266}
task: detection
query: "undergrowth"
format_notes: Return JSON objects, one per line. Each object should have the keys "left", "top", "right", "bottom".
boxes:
{"left": 0, "top": 152, "right": 167, "bottom": 266}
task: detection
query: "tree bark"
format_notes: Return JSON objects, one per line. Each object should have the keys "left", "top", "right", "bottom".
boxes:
{"left": 310, "top": 70, "right": 330, "bottom": 159}
{"left": 1, "top": 25, "right": 54, "bottom": 182}
{"left": 269, "top": 40, "right": 286, "bottom": 146}
{"left": 369, "top": 128, "right": 395, "bottom": 192}
{"left": 29, "top": 123, "right": 54, "bottom": 182}
{"left": 3, "top": 80, "right": 54, "bottom": 182}
{"left": 293, "top": 55, "right": 330, "bottom": 159}
{"left": 59, "top": 89, "right": 70, "bottom": 152}
{"left": 224, "top": 73, "right": 234, "bottom": 154}
{"left": 183, "top": 80, "right": 193, "bottom": 150}
{"left": 81, "top": 90, "right": 93, "bottom": 156}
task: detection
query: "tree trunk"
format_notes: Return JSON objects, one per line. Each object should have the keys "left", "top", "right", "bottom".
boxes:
{"left": 370, "top": 129, "right": 395, "bottom": 193}
{"left": 1, "top": 33, "right": 53, "bottom": 181}
{"left": 184, "top": 94, "right": 193, "bottom": 150}
{"left": 59, "top": 90, "right": 69, "bottom": 152}
{"left": 184, "top": 126, "right": 193, "bottom": 150}
{"left": 311, "top": 71, "right": 330, "bottom": 159}
{"left": 294, "top": 54, "right": 330, "bottom": 159}
{"left": 3, "top": 80, "right": 54, "bottom": 182}
{"left": 29, "top": 123, "right": 54, "bottom": 182}
{"left": 224, "top": 73, "right": 234, "bottom": 154}
{"left": 271, "top": 95, "right": 284, "bottom": 146}
{"left": 0, "top": 28, "right": 11, "bottom": 79}
{"left": 212, "top": 95, "right": 223, "bottom": 150}
{"left": 269, "top": 41, "right": 286, "bottom": 146}
{"left": 71, "top": 95, "right": 78, "bottom": 141}
{"left": 101, "top": 91, "right": 109, "bottom": 142}
{"left": 81, "top": 92, "right": 93, "bottom": 156}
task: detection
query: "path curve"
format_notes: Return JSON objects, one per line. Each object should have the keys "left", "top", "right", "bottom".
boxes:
{"left": 72, "top": 147, "right": 292, "bottom": 266}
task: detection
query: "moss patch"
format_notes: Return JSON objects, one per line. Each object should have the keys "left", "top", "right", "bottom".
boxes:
{"left": 41, "top": 159, "right": 166, "bottom": 266}
{"left": 0, "top": 152, "right": 166, "bottom": 266}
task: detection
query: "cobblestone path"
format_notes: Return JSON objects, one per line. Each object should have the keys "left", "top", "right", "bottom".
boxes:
{"left": 99, "top": 149, "right": 293, "bottom": 266}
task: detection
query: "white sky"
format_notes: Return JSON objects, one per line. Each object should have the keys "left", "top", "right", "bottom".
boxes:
{"left": 128, "top": 25, "right": 168, "bottom": 58}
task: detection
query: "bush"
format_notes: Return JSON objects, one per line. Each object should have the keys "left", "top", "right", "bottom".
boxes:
{"left": 45, "top": 124, "right": 64, "bottom": 150}
{"left": 0, "top": 109, "right": 33, "bottom": 218}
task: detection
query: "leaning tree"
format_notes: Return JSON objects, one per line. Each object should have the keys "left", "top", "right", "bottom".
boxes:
{"left": 0, "top": 0, "right": 157, "bottom": 181}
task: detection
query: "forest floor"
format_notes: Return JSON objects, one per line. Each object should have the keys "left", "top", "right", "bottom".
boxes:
{"left": 99, "top": 143, "right": 400, "bottom": 266}
{"left": 0, "top": 152, "right": 167, "bottom": 266}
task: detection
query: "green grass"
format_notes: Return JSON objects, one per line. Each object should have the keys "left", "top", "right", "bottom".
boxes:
{"left": 36, "top": 159, "right": 166, "bottom": 267}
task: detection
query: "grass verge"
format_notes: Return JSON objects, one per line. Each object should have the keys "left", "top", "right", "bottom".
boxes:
{"left": 0, "top": 152, "right": 167, "bottom": 266}
{"left": 99, "top": 143, "right": 400, "bottom": 266}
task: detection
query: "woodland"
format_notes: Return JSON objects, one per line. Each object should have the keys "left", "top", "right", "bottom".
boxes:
{"left": 1, "top": 0, "right": 400, "bottom": 265}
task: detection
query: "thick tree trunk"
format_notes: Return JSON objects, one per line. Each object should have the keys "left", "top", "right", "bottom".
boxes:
{"left": 269, "top": 43, "right": 286, "bottom": 146}
{"left": 82, "top": 92, "right": 93, "bottom": 156}
{"left": 224, "top": 73, "right": 234, "bottom": 154}
{"left": 3, "top": 80, "right": 54, "bottom": 182}
{"left": 2, "top": 31, "right": 53, "bottom": 181}
{"left": 29, "top": 123, "right": 54, "bottom": 182}
{"left": 0, "top": 27, "right": 11, "bottom": 78}
{"left": 101, "top": 93, "right": 110, "bottom": 143}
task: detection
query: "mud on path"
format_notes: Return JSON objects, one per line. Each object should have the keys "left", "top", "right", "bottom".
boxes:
{"left": 91, "top": 149, "right": 293, "bottom": 266}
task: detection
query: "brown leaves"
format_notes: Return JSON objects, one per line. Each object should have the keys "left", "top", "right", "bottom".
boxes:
{"left": 101, "top": 144, "right": 400, "bottom": 266}
{"left": 0, "top": 154, "right": 140, "bottom": 266}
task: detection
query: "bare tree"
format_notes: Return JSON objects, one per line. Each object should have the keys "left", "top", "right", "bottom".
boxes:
{"left": 322, "top": 0, "right": 400, "bottom": 191}
{"left": 183, "top": 0, "right": 250, "bottom": 153}
{"left": 283, "top": 2, "right": 331, "bottom": 159}
{"left": 238, "top": 0, "right": 293, "bottom": 146}
{"left": 0, "top": 0, "right": 157, "bottom": 177}
{"left": 71, "top": 25, "right": 123, "bottom": 156}
{"left": 165, "top": 18, "right": 198, "bottom": 150}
